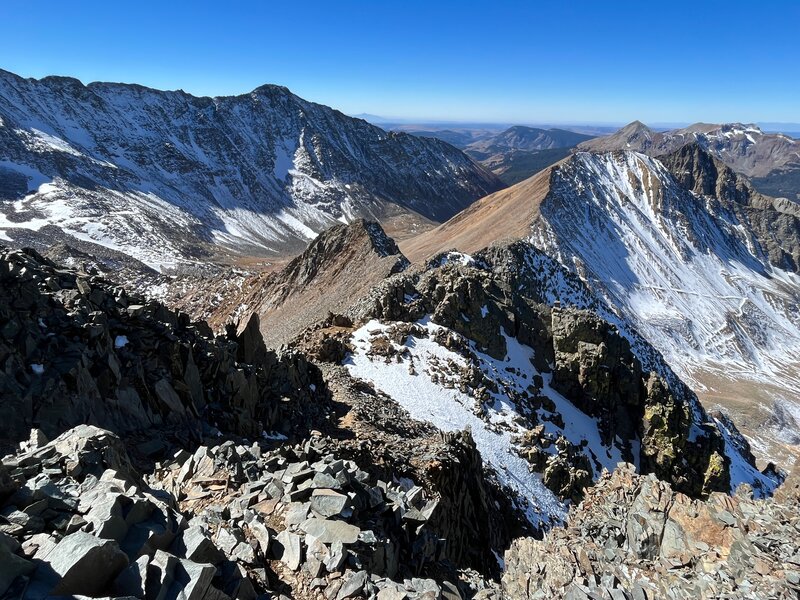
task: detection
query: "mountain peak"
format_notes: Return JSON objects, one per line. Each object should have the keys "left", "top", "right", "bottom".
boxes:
{"left": 290, "top": 219, "right": 408, "bottom": 275}
{"left": 622, "top": 119, "right": 650, "bottom": 130}
{"left": 250, "top": 82, "right": 294, "bottom": 97}
{"left": 221, "top": 220, "right": 410, "bottom": 347}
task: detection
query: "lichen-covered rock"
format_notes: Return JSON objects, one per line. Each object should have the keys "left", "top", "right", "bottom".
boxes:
{"left": 502, "top": 464, "right": 800, "bottom": 600}
{"left": 551, "top": 307, "right": 643, "bottom": 440}
{"left": 551, "top": 306, "right": 731, "bottom": 497}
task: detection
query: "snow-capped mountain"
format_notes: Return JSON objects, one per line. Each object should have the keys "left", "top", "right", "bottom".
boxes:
{"left": 0, "top": 69, "right": 502, "bottom": 270}
{"left": 401, "top": 146, "right": 800, "bottom": 466}
{"left": 534, "top": 150, "right": 799, "bottom": 354}
{"left": 579, "top": 120, "right": 800, "bottom": 200}
{"left": 533, "top": 151, "right": 800, "bottom": 462}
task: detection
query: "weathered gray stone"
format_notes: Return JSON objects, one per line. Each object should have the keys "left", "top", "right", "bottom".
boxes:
{"left": 247, "top": 520, "right": 270, "bottom": 556}
{"left": 113, "top": 554, "right": 149, "bottom": 598}
{"left": 48, "top": 532, "right": 129, "bottom": 595}
{"left": 232, "top": 541, "right": 256, "bottom": 564}
{"left": 310, "top": 488, "right": 349, "bottom": 518}
{"left": 172, "top": 556, "right": 217, "bottom": 600}
{"left": 324, "top": 540, "right": 347, "bottom": 573}
{"left": 376, "top": 585, "right": 408, "bottom": 600}
{"left": 214, "top": 527, "right": 241, "bottom": 555}
{"left": 276, "top": 530, "right": 302, "bottom": 571}
{"left": 301, "top": 517, "right": 360, "bottom": 545}
{"left": 172, "top": 526, "right": 224, "bottom": 565}
{"left": 85, "top": 493, "right": 129, "bottom": 541}
{"left": 21, "top": 533, "right": 57, "bottom": 560}
{"left": 337, "top": 570, "right": 369, "bottom": 599}
{"left": 303, "top": 535, "right": 329, "bottom": 579}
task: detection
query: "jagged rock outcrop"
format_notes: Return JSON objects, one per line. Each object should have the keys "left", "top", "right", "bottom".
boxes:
{"left": 502, "top": 464, "right": 800, "bottom": 599}
{"left": 551, "top": 307, "right": 730, "bottom": 497}
{"left": 343, "top": 245, "right": 772, "bottom": 502}
{"left": 307, "top": 363, "right": 528, "bottom": 575}
{"left": 0, "top": 245, "right": 323, "bottom": 449}
{"left": 661, "top": 143, "right": 800, "bottom": 273}
{"left": 550, "top": 307, "right": 643, "bottom": 436}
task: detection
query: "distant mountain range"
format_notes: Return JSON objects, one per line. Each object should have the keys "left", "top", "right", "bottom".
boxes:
{"left": 397, "top": 125, "right": 596, "bottom": 185}
{"left": 464, "top": 126, "right": 593, "bottom": 158}
{"left": 461, "top": 126, "right": 594, "bottom": 185}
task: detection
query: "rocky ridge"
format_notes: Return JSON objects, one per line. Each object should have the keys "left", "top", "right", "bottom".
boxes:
{"left": 0, "top": 242, "right": 525, "bottom": 598}
{"left": 0, "top": 219, "right": 794, "bottom": 599}
{"left": 0, "top": 244, "right": 322, "bottom": 450}
{"left": 334, "top": 244, "right": 775, "bottom": 504}
{"left": 578, "top": 120, "right": 800, "bottom": 200}
{"left": 660, "top": 143, "right": 800, "bottom": 273}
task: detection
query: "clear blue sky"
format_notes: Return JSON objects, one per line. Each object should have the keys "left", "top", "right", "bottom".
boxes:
{"left": 1, "top": 0, "right": 797, "bottom": 125}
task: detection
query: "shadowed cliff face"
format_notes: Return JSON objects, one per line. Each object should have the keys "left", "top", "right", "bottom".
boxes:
{"left": 0, "top": 69, "right": 503, "bottom": 269}
{"left": 660, "top": 143, "right": 800, "bottom": 273}
{"left": 0, "top": 245, "right": 324, "bottom": 450}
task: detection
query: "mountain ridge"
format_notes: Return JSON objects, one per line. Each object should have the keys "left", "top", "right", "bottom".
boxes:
{"left": 0, "top": 68, "right": 503, "bottom": 271}
{"left": 398, "top": 145, "right": 800, "bottom": 466}
{"left": 579, "top": 120, "right": 800, "bottom": 200}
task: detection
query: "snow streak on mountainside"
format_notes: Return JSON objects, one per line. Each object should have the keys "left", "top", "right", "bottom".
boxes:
{"left": 0, "top": 69, "right": 502, "bottom": 270}
{"left": 530, "top": 151, "right": 800, "bottom": 456}
{"left": 344, "top": 312, "right": 775, "bottom": 525}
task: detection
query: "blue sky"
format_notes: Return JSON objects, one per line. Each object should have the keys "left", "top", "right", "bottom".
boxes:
{"left": 1, "top": 0, "right": 797, "bottom": 125}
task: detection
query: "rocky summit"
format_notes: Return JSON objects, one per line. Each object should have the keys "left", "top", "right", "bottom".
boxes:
{"left": 0, "top": 56, "right": 799, "bottom": 600}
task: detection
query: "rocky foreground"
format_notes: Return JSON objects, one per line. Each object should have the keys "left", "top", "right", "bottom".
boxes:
{"left": 0, "top": 425, "right": 480, "bottom": 599}
{"left": 504, "top": 464, "right": 800, "bottom": 599}
{"left": 0, "top": 238, "right": 798, "bottom": 599}
{"left": 2, "top": 425, "right": 798, "bottom": 599}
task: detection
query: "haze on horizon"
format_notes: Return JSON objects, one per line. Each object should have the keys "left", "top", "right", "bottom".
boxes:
{"left": 1, "top": 0, "right": 797, "bottom": 126}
